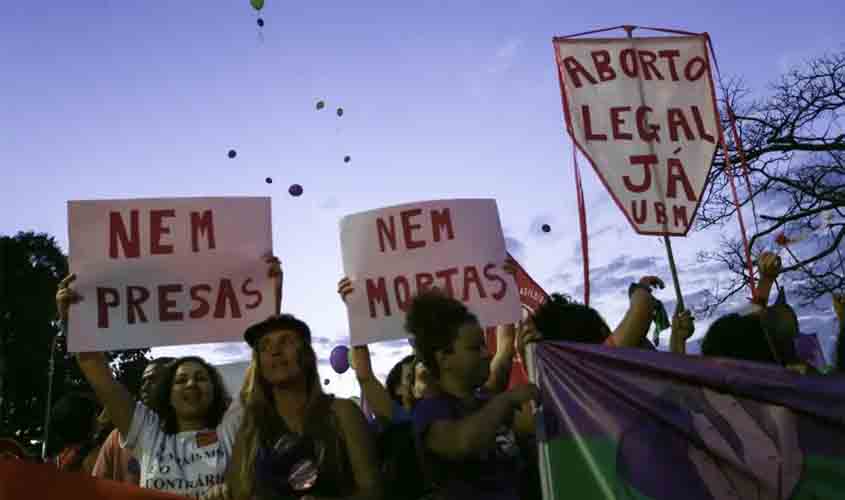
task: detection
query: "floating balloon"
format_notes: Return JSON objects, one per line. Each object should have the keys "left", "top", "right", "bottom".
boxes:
{"left": 541, "top": 224, "right": 551, "bottom": 233}
{"left": 343, "top": 155, "right": 351, "bottom": 163}
{"left": 336, "top": 107, "right": 344, "bottom": 117}
{"left": 330, "top": 345, "right": 350, "bottom": 374}
{"left": 265, "top": 177, "right": 273, "bottom": 184}
{"left": 323, "top": 378, "right": 330, "bottom": 386}
{"left": 315, "top": 100, "right": 325, "bottom": 110}
{"left": 288, "top": 184, "right": 303, "bottom": 197}
{"left": 250, "top": 0, "right": 264, "bottom": 11}
{"left": 227, "top": 149, "right": 237, "bottom": 159}
{"left": 257, "top": 18, "right": 265, "bottom": 27}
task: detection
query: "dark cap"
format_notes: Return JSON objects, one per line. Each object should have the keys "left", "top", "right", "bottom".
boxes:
{"left": 244, "top": 314, "right": 312, "bottom": 348}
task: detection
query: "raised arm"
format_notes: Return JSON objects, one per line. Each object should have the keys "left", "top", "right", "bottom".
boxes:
{"left": 57, "top": 275, "right": 135, "bottom": 438}
{"left": 752, "top": 252, "right": 781, "bottom": 307}
{"left": 483, "top": 323, "right": 516, "bottom": 394}
{"left": 424, "top": 384, "right": 538, "bottom": 461}
{"left": 265, "top": 255, "right": 283, "bottom": 315}
{"left": 669, "top": 309, "right": 695, "bottom": 354}
{"left": 611, "top": 276, "right": 664, "bottom": 348}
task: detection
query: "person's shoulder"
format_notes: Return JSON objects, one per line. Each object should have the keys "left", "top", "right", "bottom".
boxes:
{"left": 331, "top": 396, "right": 364, "bottom": 419}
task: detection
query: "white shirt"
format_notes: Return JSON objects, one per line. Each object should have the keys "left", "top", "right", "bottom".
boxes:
{"left": 121, "top": 402, "right": 243, "bottom": 499}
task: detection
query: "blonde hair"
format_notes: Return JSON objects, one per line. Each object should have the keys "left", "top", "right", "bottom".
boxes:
{"left": 226, "top": 336, "right": 323, "bottom": 500}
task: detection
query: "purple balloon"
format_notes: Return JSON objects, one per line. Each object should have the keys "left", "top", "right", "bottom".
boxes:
{"left": 330, "top": 345, "right": 350, "bottom": 374}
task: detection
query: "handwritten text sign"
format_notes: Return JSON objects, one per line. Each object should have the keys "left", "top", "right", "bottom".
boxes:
{"left": 555, "top": 35, "right": 719, "bottom": 235}
{"left": 340, "top": 199, "right": 521, "bottom": 345}
{"left": 67, "top": 197, "right": 273, "bottom": 351}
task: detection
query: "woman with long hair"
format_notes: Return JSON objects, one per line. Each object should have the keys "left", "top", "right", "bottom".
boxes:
{"left": 224, "top": 314, "right": 382, "bottom": 500}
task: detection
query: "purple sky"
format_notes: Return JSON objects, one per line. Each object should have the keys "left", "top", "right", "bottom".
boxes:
{"left": 2, "top": 1, "right": 842, "bottom": 395}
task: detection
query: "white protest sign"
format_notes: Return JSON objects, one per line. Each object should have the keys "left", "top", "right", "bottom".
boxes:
{"left": 340, "top": 199, "right": 521, "bottom": 345}
{"left": 67, "top": 197, "right": 274, "bottom": 352}
{"left": 554, "top": 35, "right": 719, "bottom": 235}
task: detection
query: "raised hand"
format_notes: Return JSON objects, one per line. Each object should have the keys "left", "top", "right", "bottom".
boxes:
{"left": 350, "top": 345, "right": 374, "bottom": 382}
{"left": 638, "top": 275, "right": 666, "bottom": 293}
{"left": 670, "top": 309, "right": 695, "bottom": 354}
{"left": 338, "top": 277, "right": 354, "bottom": 304}
{"left": 758, "top": 251, "right": 782, "bottom": 280}
{"left": 56, "top": 273, "right": 82, "bottom": 322}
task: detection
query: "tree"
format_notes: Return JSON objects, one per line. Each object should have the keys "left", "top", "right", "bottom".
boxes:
{"left": 0, "top": 232, "right": 150, "bottom": 450}
{"left": 696, "top": 50, "right": 845, "bottom": 312}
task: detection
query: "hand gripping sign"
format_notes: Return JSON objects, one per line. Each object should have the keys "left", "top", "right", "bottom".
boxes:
{"left": 339, "top": 199, "right": 521, "bottom": 345}
{"left": 554, "top": 34, "right": 719, "bottom": 236}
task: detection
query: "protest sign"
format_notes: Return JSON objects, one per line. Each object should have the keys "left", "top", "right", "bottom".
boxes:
{"left": 528, "top": 342, "right": 845, "bottom": 499}
{"left": 339, "top": 199, "right": 520, "bottom": 345}
{"left": 554, "top": 35, "right": 719, "bottom": 236}
{"left": 67, "top": 197, "right": 274, "bottom": 352}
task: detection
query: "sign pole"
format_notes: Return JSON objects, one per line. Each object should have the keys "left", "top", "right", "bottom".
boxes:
{"left": 623, "top": 25, "right": 686, "bottom": 313}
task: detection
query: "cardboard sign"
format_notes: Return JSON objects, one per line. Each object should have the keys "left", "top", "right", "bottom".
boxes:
{"left": 554, "top": 35, "right": 719, "bottom": 235}
{"left": 339, "top": 199, "right": 521, "bottom": 345}
{"left": 67, "top": 197, "right": 274, "bottom": 352}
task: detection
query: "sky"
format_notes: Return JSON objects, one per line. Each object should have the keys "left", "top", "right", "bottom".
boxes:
{"left": 2, "top": 0, "right": 843, "bottom": 397}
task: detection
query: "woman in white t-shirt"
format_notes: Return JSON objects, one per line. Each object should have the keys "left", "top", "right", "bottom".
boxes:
{"left": 57, "top": 276, "right": 241, "bottom": 499}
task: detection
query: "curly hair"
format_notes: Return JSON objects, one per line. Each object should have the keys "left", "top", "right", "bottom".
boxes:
{"left": 702, "top": 308, "right": 799, "bottom": 365}
{"left": 531, "top": 293, "right": 612, "bottom": 344}
{"left": 149, "top": 356, "right": 230, "bottom": 434}
{"left": 404, "top": 289, "right": 478, "bottom": 379}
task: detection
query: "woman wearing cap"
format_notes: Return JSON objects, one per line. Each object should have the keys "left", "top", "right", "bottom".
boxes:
{"left": 224, "top": 314, "right": 382, "bottom": 500}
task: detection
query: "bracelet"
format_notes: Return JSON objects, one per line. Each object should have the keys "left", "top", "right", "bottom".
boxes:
{"left": 628, "top": 283, "right": 652, "bottom": 298}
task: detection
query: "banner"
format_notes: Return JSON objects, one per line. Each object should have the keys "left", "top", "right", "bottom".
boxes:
{"left": 68, "top": 197, "right": 274, "bottom": 351}
{"left": 0, "top": 461, "right": 184, "bottom": 500}
{"left": 485, "top": 253, "right": 549, "bottom": 387}
{"left": 530, "top": 342, "right": 845, "bottom": 499}
{"left": 339, "top": 199, "right": 520, "bottom": 345}
{"left": 554, "top": 35, "right": 718, "bottom": 236}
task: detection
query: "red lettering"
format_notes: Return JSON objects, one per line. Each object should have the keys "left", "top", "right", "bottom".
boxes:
{"left": 97, "top": 287, "right": 120, "bottom": 328}
{"left": 400, "top": 209, "right": 425, "bottom": 250}
{"left": 435, "top": 267, "right": 459, "bottom": 298}
{"left": 431, "top": 208, "right": 455, "bottom": 243}
{"left": 610, "top": 106, "right": 633, "bottom": 140}
{"left": 377, "top": 216, "right": 397, "bottom": 253}
{"left": 366, "top": 278, "right": 391, "bottom": 318}
{"left": 213, "top": 279, "right": 241, "bottom": 319}
{"left": 591, "top": 50, "right": 616, "bottom": 81}
{"left": 190, "top": 210, "right": 216, "bottom": 253}
{"left": 483, "top": 263, "right": 507, "bottom": 301}
{"left": 684, "top": 57, "right": 707, "bottom": 81}
{"left": 624, "top": 155, "right": 656, "bottom": 193}
{"left": 673, "top": 205, "right": 690, "bottom": 228}
{"left": 638, "top": 50, "right": 663, "bottom": 80}
{"left": 667, "top": 158, "right": 697, "bottom": 201}
{"left": 150, "top": 210, "right": 175, "bottom": 255}
{"left": 619, "top": 48, "right": 639, "bottom": 78}
{"left": 415, "top": 273, "right": 435, "bottom": 294}
{"left": 562, "top": 56, "right": 598, "bottom": 88}
{"left": 394, "top": 276, "right": 412, "bottom": 312}
{"left": 127, "top": 286, "right": 150, "bottom": 324}
{"left": 691, "top": 106, "right": 716, "bottom": 143}
{"left": 582, "top": 106, "right": 607, "bottom": 141}
{"left": 190, "top": 284, "right": 212, "bottom": 319}
{"left": 667, "top": 108, "right": 694, "bottom": 142}
{"left": 461, "top": 266, "right": 487, "bottom": 302}
{"left": 655, "top": 202, "right": 667, "bottom": 225}
{"left": 636, "top": 107, "right": 660, "bottom": 142}
{"left": 631, "top": 200, "right": 648, "bottom": 224}
{"left": 109, "top": 211, "right": 140, "bottom": 259}
{"left": 158, "top": 284, "right": 183, "bottom": 321}
{"left": 658, "top": 50, "right": 681, "bottom": 81}
{"left": 241, "top": 278, "right": 262, "bottom": 309}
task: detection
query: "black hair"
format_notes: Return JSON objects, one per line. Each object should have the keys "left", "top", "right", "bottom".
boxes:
{"left": 244, "top": 313, "right": 312, "bottom": 347}
{"left": 385, "top": 354, "right": 416, "bottom": 403}
{"left": 531, "top": 293, "right": 612, "bottom": 344}
{"left": 405, "top": 289, "right": 478, "bottom": 379}
{"left": 150, "top": 356, "right": 230, "bottom": 434}
{"left": 149, "top": 356, "right": 175, "bottom": 369}
{"left": 48, "top": 392, "right": 100, "bottom": 454}
{"left": 701, "top": 311, "right": 799, "bottom": 365}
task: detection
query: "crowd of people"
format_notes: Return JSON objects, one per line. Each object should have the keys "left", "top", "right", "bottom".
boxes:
{"left": 1, "top": 251, "right": 843, "bottom": 500}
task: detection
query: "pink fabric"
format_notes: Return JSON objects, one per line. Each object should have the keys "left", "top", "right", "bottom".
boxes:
{"left": 91, "top": 429, "right": 139, "bottom": 485}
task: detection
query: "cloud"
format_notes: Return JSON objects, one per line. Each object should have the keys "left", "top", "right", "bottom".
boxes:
{"left": 320, "top": 197, "right": 340, "bottom": 210}
{"left": 571, "top": 255, "right": 659, "bottom": 297}
{"left": 486, "top": 39, "right": 522, "bottom": 75}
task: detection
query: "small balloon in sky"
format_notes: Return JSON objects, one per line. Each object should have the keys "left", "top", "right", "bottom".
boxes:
{"left": 343, "top": 155, "right": 351, "bottom": 163}
{"left": 227, "top": 149, "right": 237, "bottom": 159}
{"left": 265, "top": 177, "right": 273, "bottom": 184}
{"left": 541, "top": 224, "right": 551, "bottom": 233}
{"left": 315, "top": 100, "right": 325, "bottom": 110}
{"left": 288, "top": 183, "right": 303, "bottom": 197}
{"left": 336, "top": 107, "right": 344, "bottom": 117}
{"left": 250, "top": 0, "right": 264, "bottom": 11}
{"left": 257, "top": 18, "right": 265, "bottom": 27}
{"left": 323, "top": 378, "right": 330, "bottom": 386}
